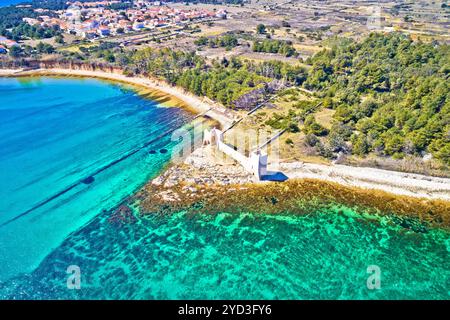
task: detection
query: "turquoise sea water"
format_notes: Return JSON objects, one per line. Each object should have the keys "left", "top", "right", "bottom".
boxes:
{"left": 1, "top": 209, "right": 449, "bottom": 299}
{"left": 0, "top": 77, "right": 191, "bottom": 281}
{"left": 0, "top": 77, "right": 448, "bottom": 299}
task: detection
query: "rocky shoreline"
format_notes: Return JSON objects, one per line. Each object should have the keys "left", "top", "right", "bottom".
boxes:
{"left": 151, "top": 145, "right": 255, "bottom": 188}
{"left": 122, "top": 143, "right": 450, "bottom": 230}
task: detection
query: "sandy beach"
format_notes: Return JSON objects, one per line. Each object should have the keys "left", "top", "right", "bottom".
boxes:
{"left": 2, "top": 68, "right": 449, "bottom": 201}
{"left": 277, "top": 162, "right": 450, "bottom": 200}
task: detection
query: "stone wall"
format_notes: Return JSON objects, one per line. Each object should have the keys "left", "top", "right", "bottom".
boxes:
{"left": 203, "top": 128, "right": 268, "bottom": 181}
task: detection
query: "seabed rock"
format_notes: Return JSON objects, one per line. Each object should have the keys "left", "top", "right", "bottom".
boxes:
{"left": 391, "top": 216, "right": 429, "bottom": 233}
{"left": 81, "top": 176, "right": 95, "bottom": 184}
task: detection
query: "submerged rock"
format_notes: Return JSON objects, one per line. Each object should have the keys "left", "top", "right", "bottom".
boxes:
{"left": 108, "top": 204, "right": 136, "bottom": 225}
{"left": 81, "top": 176, "right": 95, "bottom": 184}
{"left": 391, "top": 216, "right": 429, "bottom": 233}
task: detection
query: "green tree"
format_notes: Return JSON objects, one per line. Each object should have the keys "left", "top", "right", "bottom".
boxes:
{"left": 9, "top": 45, "right": 22, "bottom": 58}
{"left": 256, "top": 24, "right": 266, "bottom": 34}
{"left": 352, "top": 134, "right": 369, "bottom": 156}
{"left": 303, "top": 115, "right": 328, "bottom": 136}
{"left": 55, "top": 34, "right": 64, "bottom": 44}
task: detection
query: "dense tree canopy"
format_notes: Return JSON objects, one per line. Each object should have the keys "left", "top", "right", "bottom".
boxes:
{"left": 304, "top": 33, "right": 449, "bottom": 165}
{"left": 123, "top": 48, "right": 274, "bottom": 108}
{"left": 195, "top": 34, "right": 239, "bottom": 49}
{"left": 252, "top": 39, "right": 297, "bottom": 57}
{"left": 117, "top": 47, "right": 308, "bottom": 108}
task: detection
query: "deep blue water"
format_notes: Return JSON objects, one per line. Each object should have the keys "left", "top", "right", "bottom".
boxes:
{"left": 0, "top": 0, "right": 24, "bottom": 7}
{"left": 0, "top": 77, "right": 191, "bottom": 281}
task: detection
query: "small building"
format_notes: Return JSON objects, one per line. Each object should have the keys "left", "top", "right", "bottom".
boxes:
{"left": 124, "top": 24, "right": 133, "bottom": 33}
{"left": 98, "top": 26, "right": 110, "bottom": 37}
{"left": 82, "top": 30, "right": 98, "bottom": 39}
{"left": 215, "top": 10, "right": 227, "bottom": 19}
{"left": 83, "top": 19, "right": 99, "bottom": 30}
{"left": 0, "top": 45, "right": 7, "bottom": 54}
{"left": 133, "top": 21, "right": 145, "bottom": 31}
